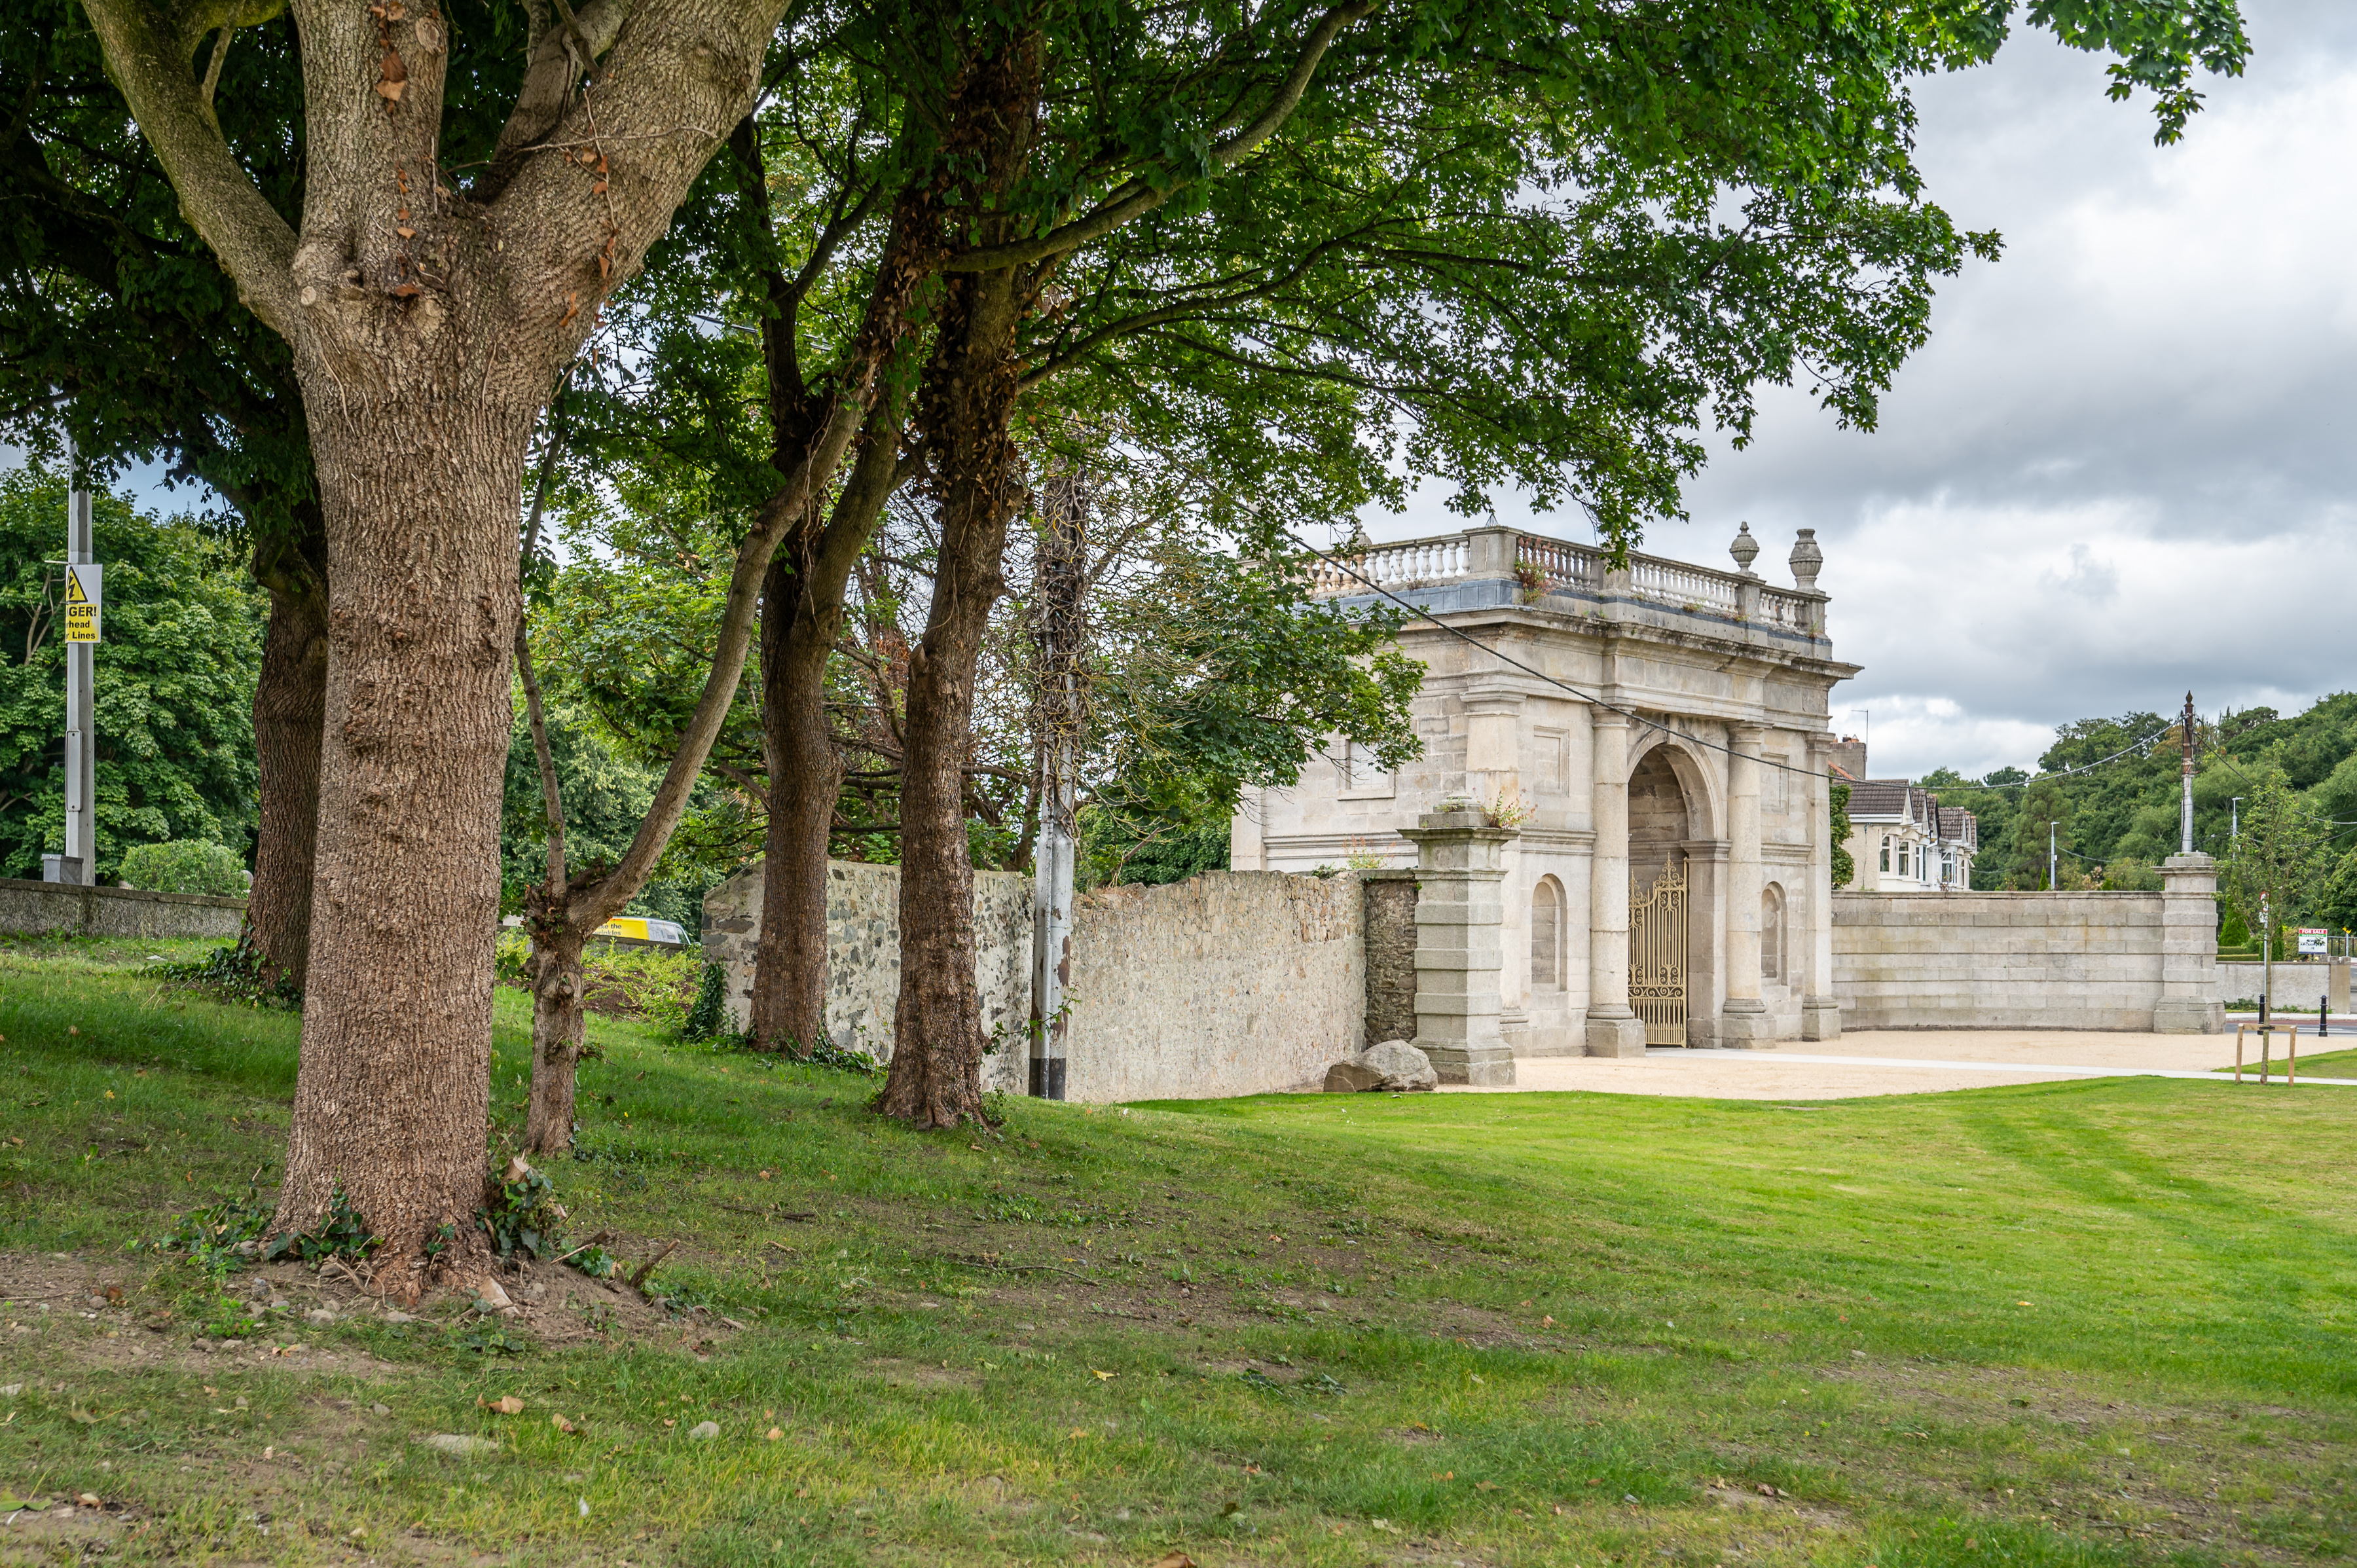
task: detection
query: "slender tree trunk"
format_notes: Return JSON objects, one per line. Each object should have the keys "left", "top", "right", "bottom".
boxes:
{"left": 514, "top": 400, "right": 590, "bottom": 1158}
{"left": 244, "top": 525, "right": 329, "bottom": 993}
{"left": 750, "top": 412, "right": 906, "bottom": 1049}
{"left": 878, "top": 282, "right": 1031, "bottom": 1125}
{"left": 522, "top": 924, "right": 589, "bottom": 1152}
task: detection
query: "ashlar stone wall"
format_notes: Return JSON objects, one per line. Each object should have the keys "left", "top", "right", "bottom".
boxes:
{"left": 1833, "top": 865, "right": 2220, "bottom": 1032}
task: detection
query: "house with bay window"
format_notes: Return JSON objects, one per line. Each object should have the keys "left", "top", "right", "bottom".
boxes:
{"left": 1842, "top": 775, "right": 1978, "bottom": 892}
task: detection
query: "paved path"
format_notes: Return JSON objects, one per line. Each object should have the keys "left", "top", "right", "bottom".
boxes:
{"left": 1437, "top": 1029, "right": 2357, "bottom": 1099}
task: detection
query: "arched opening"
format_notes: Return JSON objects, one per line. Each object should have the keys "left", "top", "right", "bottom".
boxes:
{"left": 1626, "top": 744, "right": 1693, "bottom": 1045}
{"left": 1531, "top": 877, "right": 1563, "bottom": 989}
{"left": 1627, "top": 747, "right": 1690, "bottom": 884}
{"left": 1761, "top": 882, "right": 1785, "bottom": 983}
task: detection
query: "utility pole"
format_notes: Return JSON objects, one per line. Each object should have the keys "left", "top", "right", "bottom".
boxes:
{"left": 2049, "top": 820, "right": 2057, "bottom": 891}
{"left": 1027, "top": 475, "right": 1088, "bottom": 1101}
{"left": 52, "top": 434, "right": 96, "bottom": 886}
{"left": 2231, "top": 797, "right": 2241, "bottom": 841}
{"left": 2180, "top": 691, "right": 2196, "bottom": 856}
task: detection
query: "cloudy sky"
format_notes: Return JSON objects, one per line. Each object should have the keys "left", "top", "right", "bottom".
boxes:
{"left": 1374, "top": 0, "right": 2357, "bottom": 782}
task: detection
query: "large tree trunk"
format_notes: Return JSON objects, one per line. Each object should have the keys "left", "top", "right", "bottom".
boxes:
{"left": 244, "top": 529, "right": 328, "bottom": 994}
{"left": 876, "top": 35, "right": 1042, "bottom": 1127}
{"left": 750, "top": 547, "right": 846, "bottom": 1050}
{"left": 876, "top": 388, "right": 1023, "bottom": 1122}
{"left": 278, "top": 393, "right": 539, "bottom": 1268}
{"left": 81, "top": 0, "right": 797, "bottom": 1276}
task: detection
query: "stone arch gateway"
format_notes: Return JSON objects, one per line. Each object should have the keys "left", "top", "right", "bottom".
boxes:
{"left": 1233, "top": 520, "right": 1857, "bottom": 1076}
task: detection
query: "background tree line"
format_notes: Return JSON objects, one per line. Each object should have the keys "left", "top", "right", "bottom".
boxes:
{"left": 1899, "top": 694, "right": 2357, "bottom": 944}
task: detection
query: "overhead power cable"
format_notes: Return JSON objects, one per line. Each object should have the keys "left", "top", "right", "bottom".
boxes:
{"left": 2200, "top": 745, "right": 2261, "bottom": 792}
{"left": 1920, "top": 725, "right": 2172, "bottom": 793}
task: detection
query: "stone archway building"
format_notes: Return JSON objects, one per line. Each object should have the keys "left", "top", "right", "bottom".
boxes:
{"left": 1231, "top": 522, "right": 1857, "bottom": 1068}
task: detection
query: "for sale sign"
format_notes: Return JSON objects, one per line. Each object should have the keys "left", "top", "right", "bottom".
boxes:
{"left": 2296, "top": 927, "right": 2326, "bottom": 955}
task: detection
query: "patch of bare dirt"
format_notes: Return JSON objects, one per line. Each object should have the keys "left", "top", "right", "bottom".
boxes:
{"left": 0, "top": 1500, "right": 142, "bottom": 1567}
{"left": 0, "top": 1247, "right": 750, "bottom": 1381}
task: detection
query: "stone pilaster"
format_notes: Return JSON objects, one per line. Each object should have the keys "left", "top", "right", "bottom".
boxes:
{"left": 1228, "top": 786, "right": 1266, "bottom": 871}
{"left": 1585, "top": 710, "right": 1646, "bottom": 1057}
{"left": 1719, "top": 723, "right": 1773, "bottom": 1046}
{"left": 2151, "top": 852, "right": 2224, "bottom": 1034}
{"left": 1402, "top": 811, "right": 1518, "bottom": 1085}
{"left": 1463, "top": 690, "right": 1528, "bottom": 1042}
{"left": 1802, "top": 734, "right": 1841, "bottom": 1040}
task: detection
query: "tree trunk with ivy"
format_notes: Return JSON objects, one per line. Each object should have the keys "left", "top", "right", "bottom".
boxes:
{"left": 521, "top": 921, "right": 591, "bottom": 1153}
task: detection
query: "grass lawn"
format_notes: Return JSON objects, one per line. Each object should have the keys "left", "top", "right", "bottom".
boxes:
{"left": 2210, "top": 1042, "right": 2357, "bottom": 1078}
{"left": 2, "top": 943, "right": 2354, "bottom": 1567}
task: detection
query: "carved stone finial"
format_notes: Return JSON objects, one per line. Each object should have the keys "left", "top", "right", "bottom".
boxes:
{"left": 1728, "top": 521, "right": 1759, "bottom": 573}
{"left": 1789, "top": 527, "right": 1823, "bottom": 591}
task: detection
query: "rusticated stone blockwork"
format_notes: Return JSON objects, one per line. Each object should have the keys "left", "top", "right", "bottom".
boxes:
{"left": 1834, "top": 869, "right": 2220, "bottom": 1032}
{"left": 1361, "top": 870, "right": 1420, "bottom": 1047}
{"left": 703, "top": 860, "right": 1033, "bottom": 1093}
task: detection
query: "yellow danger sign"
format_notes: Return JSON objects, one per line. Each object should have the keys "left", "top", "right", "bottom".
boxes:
{"left": 64, "top": 562, "right": 101, "bottom": 644}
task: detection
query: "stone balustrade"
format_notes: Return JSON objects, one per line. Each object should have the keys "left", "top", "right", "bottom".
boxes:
{"left": 1307, "top": 532, "right": 1473, "bottom": 595}
{"left": 1310, "top": 522, "right": 1828, "bottom": 639}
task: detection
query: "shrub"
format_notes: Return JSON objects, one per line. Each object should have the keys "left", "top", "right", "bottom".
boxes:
{"left": 492, "top": 926, "right": 706, "bottom": 1036}
{"left": 682, "top": 960, "right": 729, "bottom": 1040}
{"left": 119, "top": 839, "right": 246, "bottom": 897}
{"left": 147, "top": 940, "right": 301, "bottom": 1008}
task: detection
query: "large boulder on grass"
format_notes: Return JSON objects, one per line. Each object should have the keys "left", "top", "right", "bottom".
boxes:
{"left": 1363, "top": 1039, "right": 1439, "bottom": 1091}
{"left": 1323, "top": 1040, "right": 1438, "bottom": 1093}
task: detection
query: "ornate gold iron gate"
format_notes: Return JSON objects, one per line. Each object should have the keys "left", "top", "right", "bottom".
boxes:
{"left": 1630, "top": 861, "right": 1689, "bottom": 1046}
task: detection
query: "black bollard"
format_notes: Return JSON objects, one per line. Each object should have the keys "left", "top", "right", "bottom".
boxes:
{"left": 2323, "top": 996, "right": 2330, "bottom": 1038}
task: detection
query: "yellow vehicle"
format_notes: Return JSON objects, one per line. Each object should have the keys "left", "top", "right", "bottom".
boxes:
{"left": 591, "top": 916, "right": 690, "bottom": 947}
